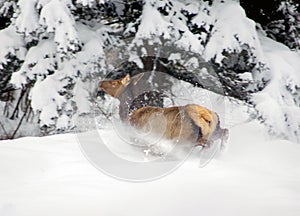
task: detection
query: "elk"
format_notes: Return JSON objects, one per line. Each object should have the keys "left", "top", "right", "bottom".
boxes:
{"left": 99, "top": 73, "right": 228, "bottom": 146}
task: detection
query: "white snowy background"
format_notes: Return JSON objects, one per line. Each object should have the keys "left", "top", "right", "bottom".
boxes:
{"left": 1, "top": 0, "right": 300, "bottom": 215}
{"left": 1, "top": 100, "right": 300, "bottom": 216}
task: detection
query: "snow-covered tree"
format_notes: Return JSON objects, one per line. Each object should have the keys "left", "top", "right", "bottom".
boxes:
{"left": 266, "top": 0, "right": 300, "bottom": 50}
{"left": 0, "top": 0, "right": 299, "bottom": 143}
{"left": 240, "top": 0, "right": 300, "bottom": 50}
{"left": 0, "top": 0, "right": 114, "bottom": 137}
{"left": 118, "top": 0, "right": 267, "bottom": 100}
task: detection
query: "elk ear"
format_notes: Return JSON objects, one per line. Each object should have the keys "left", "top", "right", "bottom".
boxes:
{"left": 121, "top": 73, "right": 130, "bottom": 85}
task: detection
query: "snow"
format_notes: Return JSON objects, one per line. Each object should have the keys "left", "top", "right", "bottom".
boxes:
{"left": 10, "top": 39, "right": 57, "bottom": 87}
{"left": 15, "top": 0, "right": 40, "bottom": 36}
{"left": 203, "top": 1, "right": 264, "bottom": 63}
{"left": 134, "top": 1, "right": 172, "bottom": 41}
{"left": 9, "top": 15, "right": 110, "bottom": 131}
{"left": 252, "top": 34, "right": 300, "bottom": 142}
{"left": 0, "top": 26, "right": 26, "bottom": 70}
{"left": 73, "top": 79, "right": 92, "bottom": 115}
{"left": 1, "top": 103, "right": 300, "bottom": 216}
{"left": 55, "top": 114, "right": 70, "bottom": 129}
{"left": 75, "top": 0, "right": 106, "bottom": 7}
{"left": 29, "top": 75, "right": 66, "bottom": 126}
{"left": 1, "top": 1, "right": 300, "bottom": 213}
{"left": 40, "top": 0, "right": 80, "bottom": 55}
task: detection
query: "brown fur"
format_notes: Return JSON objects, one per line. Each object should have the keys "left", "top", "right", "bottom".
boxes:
{"left": 129, "top": 104, "right": 219, "bottom": 145}
{"left": 99, "top": 73, "right": 130, "bottom": 97}
{"left": 99, "top": 73, "right": 164, "bottom": 120}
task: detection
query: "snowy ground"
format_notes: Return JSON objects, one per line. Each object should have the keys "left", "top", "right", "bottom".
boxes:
{"left": 1, "top": 108, "right": 300, "bottom": 216}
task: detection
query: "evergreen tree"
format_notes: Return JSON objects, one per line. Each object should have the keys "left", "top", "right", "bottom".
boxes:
{"left": 0, "top": 0, "right": 299, "bottom": 142}
{"left": 240, "top": 0, "right": 300, "bottom": 50}
{"left": 266, "top": 0, "right": 300, "bottom": 50}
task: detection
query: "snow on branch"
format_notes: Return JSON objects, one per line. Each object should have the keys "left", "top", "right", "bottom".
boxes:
{"left": 10, "top": 39, "right": 57, "bottom": 87}
{"left": 30, "top": 74, "right": 66, "bottom": 126}
{"left": 40, "top": 0, "right": 80, "bottom": 57}
{"left": 203, "top": 1, "right": 264, "bottom": 63}
{"left": 15, "top": 0, "right": 40, "bottom": 38}
{"left": 135, "top": 1, "right": 173, "bottom": 40}
{"left": 0, "top": 26, "right": 26, "bottom": 70}
{"left": 74, "top": 0, "right": 106, "bottom": 7}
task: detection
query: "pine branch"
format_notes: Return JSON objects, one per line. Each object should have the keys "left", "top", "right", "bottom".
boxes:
{"left": 10, "top": 99, "right": 30, "bottom": 139}
{"left": 10, "top": 88, "right": 26, "bottom": 120}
